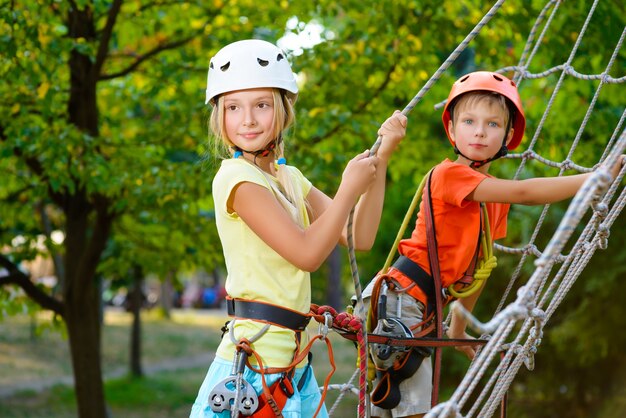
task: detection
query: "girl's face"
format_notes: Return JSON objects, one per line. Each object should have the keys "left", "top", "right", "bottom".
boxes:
{"left": 223, "top": 88, "right": 276, "bottom": 153}
{"left": 448, "top": 98, "right": 513, "bottom": 168}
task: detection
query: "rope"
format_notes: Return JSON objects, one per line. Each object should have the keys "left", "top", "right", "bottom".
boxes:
{"left": 447, "top": 205, "right": 497, "bottom": 299}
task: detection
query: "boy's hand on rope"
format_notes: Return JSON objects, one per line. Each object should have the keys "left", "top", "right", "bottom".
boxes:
{"left": 341, "top": 150, "right": 380, "bottom": 197}
{"left": 447, "top": 328, "right": 477, "bottom": 360}
{"left": 376, "top": 110, "right": 407, "bottom": 161}
{"left": 607, "top": 154, "right": 626, "bottom": 179}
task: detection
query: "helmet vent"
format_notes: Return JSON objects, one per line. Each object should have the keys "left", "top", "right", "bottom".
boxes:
{"left": 209, "top": 62, "right": 214, "bottom": 69}
{"left": 459, "top": 75, "right": 470, "bottom": 83}
{"left": 277, "top": 53, "right": 284, "bottom": 61}
{"left": 220, "top": 62, "right": 230, "bottom": 72}
{"left": 492, "top": 74, "right": 503, "bottom": 82}
{"left": 257, "top": 58, "right": 269, "bottom": 67}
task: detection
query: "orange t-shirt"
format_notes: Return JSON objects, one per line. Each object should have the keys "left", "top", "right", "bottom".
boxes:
{"left": 391, "top": 159, "right": 510, "bottom": 305}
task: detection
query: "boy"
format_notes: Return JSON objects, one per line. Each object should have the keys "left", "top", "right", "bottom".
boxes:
{"left": 361, "top": 71, "right": 624, "bottom": 418}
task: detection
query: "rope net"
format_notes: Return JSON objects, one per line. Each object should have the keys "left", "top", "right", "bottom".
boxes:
{"left": 328, "top": 1, "right": 626, "bottom": 417}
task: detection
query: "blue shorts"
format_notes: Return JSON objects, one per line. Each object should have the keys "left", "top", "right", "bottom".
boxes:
{"left": 190, "top": 356, "right": 329, "bottom": 418}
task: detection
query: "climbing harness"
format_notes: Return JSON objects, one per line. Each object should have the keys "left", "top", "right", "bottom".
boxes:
{"left": 226, "top": 297, "right": 311, "bottom": 331}
{"left": 368, "top": 281, "right": 434, "bottom": 409}
{"left": 208, "top": 298, "right": 340, "bottom": 417}
{"left": 364, "top": 166, "right": 499, "bottom": 409}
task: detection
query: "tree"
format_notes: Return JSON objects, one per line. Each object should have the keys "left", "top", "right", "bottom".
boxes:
{"left": 1, "top": 1, "right": 624, "bottom": 417}
{"left": 0, "top": 1, "right": 298, "bottom": 416}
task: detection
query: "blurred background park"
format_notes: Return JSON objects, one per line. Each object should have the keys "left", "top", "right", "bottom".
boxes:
{"left": 1, "top": 1, "right": 625, "bottom": 417}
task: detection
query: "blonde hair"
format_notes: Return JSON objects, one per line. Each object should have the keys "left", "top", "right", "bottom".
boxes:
{"left": 451, "top": 91, "right": 511, "bottom": 127}
{"left": 209, "top": 89, "right": 309, "bottom": 226}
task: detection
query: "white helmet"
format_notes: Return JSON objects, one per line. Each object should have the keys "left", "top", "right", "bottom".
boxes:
{"left": 205, "top": 39, "right": 299, "bottom": 105}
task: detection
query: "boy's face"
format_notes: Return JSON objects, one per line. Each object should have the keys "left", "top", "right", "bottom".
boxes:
{"left": 448, "top": 96, "right": 513, "bottom": 168}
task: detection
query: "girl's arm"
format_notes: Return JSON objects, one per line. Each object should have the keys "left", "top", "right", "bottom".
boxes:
{"left": 307, "top": 111, "right": 407, "bottom": 250}
{"left": 232, "top": 151, "right": 378, "bottom": 272}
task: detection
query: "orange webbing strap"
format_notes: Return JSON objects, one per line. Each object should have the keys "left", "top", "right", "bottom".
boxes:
{"left": 313, "top": 336, "right": 335, "bottom": 417}
{"left": 423, "top": 169, "right": 444, "bottom": 407}
{"left": 367, "top": 273, "right": 389, "bottom": 332}
{"left": 238, "top": 339, "right": 294, "bottom": 418}
{"left": 253, "top": 376, "right": 293, "bottom": 418}
{"left": 243, "top": 331, "right": 335, "bottom": 418}
{"left": 309, "top": 304, "right": 362, "bottom": 416}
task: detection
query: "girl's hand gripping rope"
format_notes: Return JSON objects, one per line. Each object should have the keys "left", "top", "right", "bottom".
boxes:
{"left": 340, "top": 150, "right": 380, "bottom": 197}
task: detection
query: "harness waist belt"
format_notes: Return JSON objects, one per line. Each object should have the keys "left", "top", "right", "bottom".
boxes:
{"left": 226, "top": 298, "right": 311, "bottom": 331}
{"left": 392, "top": 256, "right": 436, "bottom": 310}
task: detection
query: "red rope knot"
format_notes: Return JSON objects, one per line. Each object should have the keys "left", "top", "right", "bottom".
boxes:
{"left": 309, "top": 303, "right": 363, "bottom": 334}
{"left": 335, "top": 312, "right": 362, "bottom": 333}
{"left": 310, "top": 304, "right": 338, "bottom": 323}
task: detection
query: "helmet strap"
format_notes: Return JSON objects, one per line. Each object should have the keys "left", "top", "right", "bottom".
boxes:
{"left": 231, "top": 135, "right": 283, "bottom": 164}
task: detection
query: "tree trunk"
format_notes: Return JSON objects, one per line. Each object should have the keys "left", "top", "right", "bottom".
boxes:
{"left": 129, "top": 265, "right": 144, "bottom": 377}
{"left": 65, "top": 286, "right": 106, "bottom": 418}
{"left": 160, "top": 270, "right": 176, "bottom": 318}
{"left": 63, "top": 196, "right": 112, "bottom": 418}
{"left": 62, "top": 6, "right": 110, "bottom": 417}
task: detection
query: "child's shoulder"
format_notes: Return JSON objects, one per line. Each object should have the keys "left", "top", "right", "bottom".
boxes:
{"left": 213, "top": 159, "right": 268, "bottom": 186}
{"left": 217, "top": 158, "right": 261, "bottom": 175}
{"left": 433, "top": 159, "right": 488, "bottom": 186}
{"left": 435, "top": 159, "right": 480, "bottom": 177}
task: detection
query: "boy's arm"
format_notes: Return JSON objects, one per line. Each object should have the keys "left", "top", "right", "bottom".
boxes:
{"left": 470, "top": 155, "right": 625, "bottom": 205}
{"left": 469, "top": 173, "right": 591, "bottom": 205}
{"left": 447, "top": 284, "right": 485, "bottom": 360}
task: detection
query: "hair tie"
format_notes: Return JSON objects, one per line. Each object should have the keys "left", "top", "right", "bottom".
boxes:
{"left": 277, "top": 157, "right": 286, "bottom": 165}
{"left": 233, "top": 150, "right": 243, "bottom": 158}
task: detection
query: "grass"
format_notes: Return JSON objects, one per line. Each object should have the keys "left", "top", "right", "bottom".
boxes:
{"left": 0, "top": 308, "right": 360, "bottom": 417}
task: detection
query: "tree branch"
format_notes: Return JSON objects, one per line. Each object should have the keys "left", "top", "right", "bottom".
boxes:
{"left": 93, "top": 0, "right": 123, "bottom": 76}
{"left": 99, "top": 34, "right": 198, "bottom": 81}
{"left": 138, "top": 0, "right": 188, "bottom": 12}
{"left": 1, "top": 185, "right": 33, "bottom": 202}
{"left": 0, "top": 255, "right": 65, "bottom": 316}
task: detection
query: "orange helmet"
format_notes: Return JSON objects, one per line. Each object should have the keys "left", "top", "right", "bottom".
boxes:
{"left": 442, "top": 71, "right": 526, "bottom": 150}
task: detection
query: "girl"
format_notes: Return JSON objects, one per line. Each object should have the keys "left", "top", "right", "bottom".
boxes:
{"left": 190, "top": 39, "right": 407, "bottom": 417}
